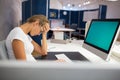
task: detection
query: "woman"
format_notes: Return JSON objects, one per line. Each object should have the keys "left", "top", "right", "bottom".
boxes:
{"left": 6, "top": 15, "right": 50, "bottom": 61}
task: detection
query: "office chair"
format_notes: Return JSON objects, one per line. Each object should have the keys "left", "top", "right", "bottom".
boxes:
{"left": 0, "top": 40, "right": 9, "bottom": 60}
{"left": 70, "top": 24, "right": 80, "bottom": 40}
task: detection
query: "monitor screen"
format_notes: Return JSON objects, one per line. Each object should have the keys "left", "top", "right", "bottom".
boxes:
{"left": 83, "top": 19, "right": 120, "bottom": 60}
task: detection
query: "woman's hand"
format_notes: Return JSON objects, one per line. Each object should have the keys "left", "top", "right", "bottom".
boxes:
{"left": 42, "top": 23, "right": 50, "bottom": 35}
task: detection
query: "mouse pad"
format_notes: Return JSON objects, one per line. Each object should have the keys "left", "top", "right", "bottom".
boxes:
{"left": 35, "top": 52, "right": 89, "bottom": 61}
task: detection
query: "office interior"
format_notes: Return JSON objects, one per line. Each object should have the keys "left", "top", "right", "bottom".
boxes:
{"left": 0, "top": 0, "right": 120, "bottom": 80}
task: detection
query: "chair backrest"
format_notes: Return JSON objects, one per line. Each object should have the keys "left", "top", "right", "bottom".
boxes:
{"left": 85, "top": 21, "right": 91, "bottom": 37}
{"left": 0, "top": 40, "right": 8, "bottom": 60}
{"left": 70, "top": 24, "right": 77, "bottom": 29}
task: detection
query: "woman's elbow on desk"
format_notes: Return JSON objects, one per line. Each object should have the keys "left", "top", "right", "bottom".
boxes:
{"left": 40, "top": 49, "right": 48, "bottom": 56}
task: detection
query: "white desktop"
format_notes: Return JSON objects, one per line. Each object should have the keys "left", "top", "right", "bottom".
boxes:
{"left": 51, "top": 27, "right": 75, "bottom": 40}
{"left": 47, "top": 40, "right": 120, "bottom": 63}
{"left": 50, "top": 28, "right": 75, "bottom": 44}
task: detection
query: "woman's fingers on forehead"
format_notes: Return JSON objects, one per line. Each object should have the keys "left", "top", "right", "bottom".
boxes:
{"left": 41, "top": 23, "right": 49, "bottom": 31}
{"left": 45, "top": 25, "right": 49, "bottom": 29}
{"left": 43, "top": 27, "right": 45, "bottom": 30}
{"left": 43, "top": 26, "right": 47, "bottom": 30}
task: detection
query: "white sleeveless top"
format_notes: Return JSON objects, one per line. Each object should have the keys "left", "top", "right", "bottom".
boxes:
{"left": 6, "top": 27, "right": 36, "bottom": 61}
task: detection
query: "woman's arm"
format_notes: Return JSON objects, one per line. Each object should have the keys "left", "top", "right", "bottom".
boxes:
{"left": 32, "top": 23, "right": 50, "bottom": 56}
{"left": 42, "top": 33, "right": 48, "bottom": 54}
{"left": 31, "top": 40, "right": 47, "bottom": 56}
{"left": 12, "top": 39, "right": 26, "bottom": 60}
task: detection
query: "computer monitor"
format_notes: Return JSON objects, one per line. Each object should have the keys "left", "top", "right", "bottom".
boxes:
{"left": 82, "top": 19, "right": 120, "bottom": 61}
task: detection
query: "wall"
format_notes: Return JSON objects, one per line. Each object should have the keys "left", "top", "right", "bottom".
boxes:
{"left": 106, "top": 3, "right": 120, "bottom": 18}
{"left": 82, "top": 1, "right": 120, "bottom": 18}
{"left": 0, "top": 0, "right": 22, "bottom": 40}
{"left": 50, "top": 0, "right": 62, "bottom": 10}
{"left": 22, "top": 0, "right": 48, "bottom": 23}
{"left": 60, "top": 10, "right": 70, "bottom": 24}
{"left": 32, "top": 0, "right": 47, "bottom": 16}
{"left": 98, "top": 1, "right": 120, "bottom": 18}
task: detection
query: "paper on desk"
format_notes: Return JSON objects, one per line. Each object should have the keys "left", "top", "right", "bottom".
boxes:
{"left": 55, "top": 54, "right": 72, "bottom": 63}
{"left": 112, "top": 45, "right": 120, "bottom": 58}
{"left": 47, "top": 46, "right": 56, "bottom": 51}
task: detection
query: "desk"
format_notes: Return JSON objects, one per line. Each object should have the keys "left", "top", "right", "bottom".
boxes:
{"left": 46, "top": 40, "right": 120, "bottom": 64}
{"left": 50, "top": 28, "right": 75, "bottom": 43}
{"left": 33, "top": 40, "right": 120, "bottom": 63}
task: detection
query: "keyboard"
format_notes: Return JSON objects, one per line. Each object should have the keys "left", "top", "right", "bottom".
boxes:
{"left": 35, "top": 52, "right": 89, "bottom": 62}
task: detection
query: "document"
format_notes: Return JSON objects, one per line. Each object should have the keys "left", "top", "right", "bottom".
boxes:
{"left": 55, "top": 54, "right": 72, "bottom": 63}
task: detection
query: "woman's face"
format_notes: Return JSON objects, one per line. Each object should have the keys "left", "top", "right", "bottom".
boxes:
{"left": 30, "top": 21, "right": 41, "bottom": 36}
{"left": 30, "top": 22, "right": 50, "bottom": 36}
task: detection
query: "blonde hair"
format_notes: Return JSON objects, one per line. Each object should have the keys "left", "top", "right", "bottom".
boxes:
{"left": 27, "top": 15, "right": 49, "bottom": 26}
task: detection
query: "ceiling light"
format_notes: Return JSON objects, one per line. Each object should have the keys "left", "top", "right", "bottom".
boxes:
{"left": 86, "top": 1, "right": 90, "bottom": 4}
{"left": 107, "top": 0, "right": 118, "bottom": 1}
{"left": 67, "top": 4, "right": 71, "bottom": 7}
{"left": 79, "top": 4, "right": 81, "bottom": 7}
{"left": 83, "top": 1, "right": 90, "bottom": 5}
{"left": 83, "top": 2, "right": 86, "bottom": 5}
